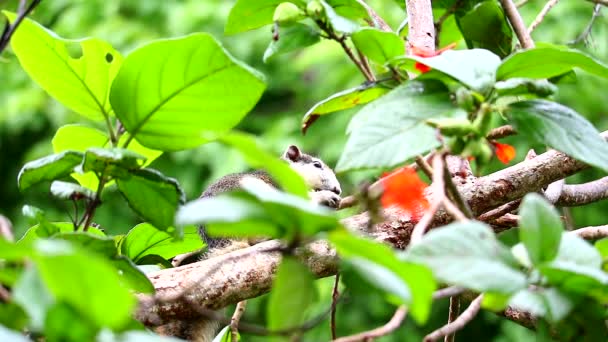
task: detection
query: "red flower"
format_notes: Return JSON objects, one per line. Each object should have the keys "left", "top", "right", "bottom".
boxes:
{"left": 380, "top": 168, "right": 429, "bottom": 221}
{"left": 410, "top": 42, "right": 457, "bottom": 74}
{"left": 491, "top": 142, "right": 516, "bottom": 164}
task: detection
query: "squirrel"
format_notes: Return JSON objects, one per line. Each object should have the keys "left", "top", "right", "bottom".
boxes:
{"left": 198, "top": 144, "right": 342, "bottom": 257}
{"left": 159, "top": 145, "right": 342, "bottom": 342}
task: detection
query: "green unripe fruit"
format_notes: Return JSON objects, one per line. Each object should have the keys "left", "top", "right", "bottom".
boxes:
{"left": 306, "top": 0, "right": 324, "bottom": 18}
{"left": 426, "top": 117, "right": 477, "bottom": 137}
{"left": 273, "top": 2, "right": 304, "bottom": 25}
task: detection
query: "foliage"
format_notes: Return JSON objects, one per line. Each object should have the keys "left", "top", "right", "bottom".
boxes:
{"left": 1, "top": 0, "right": 608, "bottom": 341}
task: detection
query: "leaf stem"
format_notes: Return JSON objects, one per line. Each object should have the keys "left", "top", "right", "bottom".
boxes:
{"left": 81, "top": 171, "right": 107, "bottom": 231}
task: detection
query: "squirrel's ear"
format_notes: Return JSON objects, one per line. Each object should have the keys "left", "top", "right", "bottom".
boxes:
{"left": 283, "top": 145, "right": 301, "bottom": 162}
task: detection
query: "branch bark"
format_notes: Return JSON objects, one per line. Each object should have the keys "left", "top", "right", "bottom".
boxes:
{"left": 136, "top": 132, "right": 607, "bottom": 325}
{"left": 405, "top": 0, "right": 435, "bottom": 52}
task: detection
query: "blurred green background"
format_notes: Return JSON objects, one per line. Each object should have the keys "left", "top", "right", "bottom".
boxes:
{"left": 0, "top": 0, "right": 606, "bottom": 340}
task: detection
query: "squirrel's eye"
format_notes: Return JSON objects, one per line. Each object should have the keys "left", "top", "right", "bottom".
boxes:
{"left": 313, "top": 161, "right": 323, "bottom": 169}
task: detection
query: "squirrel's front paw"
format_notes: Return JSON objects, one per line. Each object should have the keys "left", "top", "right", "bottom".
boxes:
{"left": 310, "top": 190, "right": 341, "bottom": 209}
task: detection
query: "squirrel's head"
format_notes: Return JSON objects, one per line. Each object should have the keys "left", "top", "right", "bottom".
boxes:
{"left": 282, "top": 145, "right": 341, "bottom": 196}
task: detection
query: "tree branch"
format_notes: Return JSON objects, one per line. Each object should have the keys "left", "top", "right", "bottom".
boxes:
{"left": 498, "top": 0, "right": 535, "bottom": 48}
{"left": 332, "top": 305, "right": 408, "bottom": 342}
{"left": 573, "top": 225, "right": 608, "bottom": 240}
{"left": 405, "top": 0, "right": 435, "bottom": 52}
{"left": 528, "top": 0, "right": 560, "bottom": 34}
{"left": 555, "top": 176, "right": 608, "bottom": 207}
{"left": 423, "top": 295, "right": 483, "bottom": 342}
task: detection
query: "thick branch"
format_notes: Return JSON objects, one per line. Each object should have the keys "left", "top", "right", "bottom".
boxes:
{"left": 136, "top": 132, "right": 607, "bottom": 325}
{"left": 499, "top": 0, "right": 535, "bottom": 48}
{"left": 405, "top": 0, "right": 435, "bottom": 52}
{"left": 555, "top": 176, "right": 608, "bottom": 206}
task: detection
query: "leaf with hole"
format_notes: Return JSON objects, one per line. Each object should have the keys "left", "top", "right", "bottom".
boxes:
{"left": 3, "top": 12, "right": 122, "bottom": 121}
{"left": 506, "top": 100, "right": 608, "bottom": 172}
{"left": 109, "top": 33, "right": 265, "bottom": 151}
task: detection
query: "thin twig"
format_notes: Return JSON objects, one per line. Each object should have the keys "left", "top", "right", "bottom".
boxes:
{"left": 499, "top": 0, "right": 535, "bottom": 48}
{"left": 0, "top": 285, "right": 10, "bottom": 302}
{"left": 331, "top": 273, "right": 340, "bottom": 340}
{"left": 0, "top": 0, "right": 42, "bottom": 54}
{"left": 516, "top": 0, "right": 530, "bottom": 7}
{"left": 486, "top": 125, "right": 517, "bottom": 140}
{"left": 424, "top": 295, "right": 484, "bottom": 342}
{"left": 528, "top": 0, "right": 560, "bottom": 34}
{"left": 411, "top": 155, "right": 447, "bottom": 243}
{"left": 416, "top": 155, "right": 434, "bottom": 179}
{"left": 477, "top": 199, "right": 521, "bottom": 222}
{"left": 444, "top": 295, "right": 461, "bottom": 342}
{"left": 572, "top": 225, "right": 608, "bottom": 240}
{"left": 356, "top": 0, "right": 392, "bottom": 32}
{"left": 356, "top": 48, "right": 376, "bottom": 82}
{"left": 333, "top": 305, "right": 408, "bottom": 342}
{"left": 442, "top": 158, "right": 473, "bottom": 219}
{"left": 570, "top": 4, "right": 602, "bottom": 45}
{"left": 81, "top": 172, "right": 108, "bottom": 231}
{"left": 230, "top": 300, "right": 248, "bottom": 341}
{"left": 433, "top": 287, "right": 465, "bottom": 300}
{"left": 434, "top": 0, "right": 462, "bottom": 47}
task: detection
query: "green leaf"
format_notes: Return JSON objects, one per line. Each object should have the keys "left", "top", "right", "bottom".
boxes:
{"left": 330, "top": 232, "right": 435, "bottom": 323}
{"left": 320, "top": 0, "right": 360, "bottom": 34}
{"left": 494, "top": 78, "right": 557, "bottom": 97}
{"left": 497, "top": 47, "right": 608, "bottom": 81}
{"left": 212, "top": 326, "right": 236, "bottom": 342}
{"left": 50, "top": 181, "right": 95, "bottom": 201}
{"left": 97, "top": 330, "right": 186, "bottom": 342}
{"left": 0, "top": 325, "right": 30, "bottom": 342}
{"left": 117, "top": 169, "right": 185, "bottom": 232}
{"left": 455, "top": 0, "right": 512, "bottom": 58}
{"left": 518, "top": 193, "right": 563, "bottom": 265}
{"left": 52, "top": 125, "right": 162, "bottom": 190}
{"left": 82, "top": 147, "right": 147, "bottom": 177}
{"left": 225, "top": 0, "right": 305, "bottom": 34}
{"left": 12, "top": 266, "right": 54, "bottom": 331}
{"left": 32, "top": 240, "right": 136, "bottom": 329}
{"left": 267, "top": 257, "right": 317, "bottom": 333}
{"left": 337, "top": 80, "right": 466, "bottom": 171}
{"left": 111, "top": 257, "right": 155, "bottom": 294}
{"left": 3, "top": 12, "right": 122, "bottom": 121}
{"left": 351, "top": 28, "right": 404, "bottom": 65}
{"left": 398, "top": 49, "right": 501, "bottom": 92}
{"left": 264, "top": 23, "right": 320, "bottom": 62}
{"left": 110, "top": 33, "right": 266, "bottom": 151}
{"left": 506, "top": 100, "right": 608, "bottom": 172}
{"left": 219, "top": 132, "right": 308, "bottom": 197}
{"left": 540, "top": 261, "right": 608, "bottom": 300}
{"left": 18, "top": 222, "right": 105, "bottom": 246}
{"left": 556, "top": 232, "right": 602, "bottom": 268}
{"left": 508, "top": 288, "right": 574, "bottom": 323}
{"left": 121, "top": 223, "right": 203, "bottom": 264}
{"left": 18, "top": 151, "right": 84, "bottom": 191}
{"left": 302, "top": 84, "right": 389, "bottom": 134}
{"left": 405, "top": 221, "right": 527, "bottom": 294}
{"left": 44, "top": 302, "right": 98, "bottom": 342}
{"left": 325, "top": 0, "right": 368, "bottom": 20}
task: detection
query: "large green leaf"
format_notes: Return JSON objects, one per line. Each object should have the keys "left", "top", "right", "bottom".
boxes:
{"left": 506, "top": 100, "right": 608, "bottom": 172}
{"left": 117, "top": 169, "right": 185, "bottom": 232}
{"left": 267, "top": 257, "right": 317, "bottom": 334}
{"left": 455, "top": 0, "right": 512, "bottom": 58}
{"left": 32, "top": 240, "right": 136, "bottom": 329}
{"left": 405, "top": 221, "right": 527, "bottom": 294}
{"left": 518, "top": 193, "right": 563, "bottom": 266}
{"left": 508, "top": 288, "right": 574, "bottom": 323}
{"left": 302, "top": 83, "right": 389, "bottom": 134}
{"left": 398, "top": 49, "right": 501, "bottom": 92}
{"left": 330, "top": 232, "right": 435, "bottom": 323}
{"left": 351, "top": 28, "right": 404, "bottom": 65}
{"left": 225, "top": 0, "right": 305, "bottom": 34}
{"left": 540, "top": 261, "right": 608, "bottom": 300}
{"left": 121, "top": 223, "right": 203, "bottom": 264}
{"left": 320, "top": 0, "right": 360, "bottom": 34}
{"left": 556, "top": 233, "right": 602, "bottom": 268}
{"left": 497, "top": 47, "right": 608, "bottom": 80}
{"left": 12, "top": 266, "right": 54, "bottom": 331}
{"left": 17, "top": 151, "right": 84, "bottom": 191}
{"left": 3, "top": 12, "right": 122, "bottom": 121}
{"left": 264, "top": 23, "right": 320, "bottom": 62}
{"left": 110, "top": 33, "right": 266, "bottom": 151}
{"left": 337, "top": 80, "right": 466, "bottom": 171}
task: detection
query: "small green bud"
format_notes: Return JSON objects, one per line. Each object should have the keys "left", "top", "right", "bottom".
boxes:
{"left": 306, "top": 0, "right": 324, "bottom": 18}
{"left": 472, "top": 103, "right": 493, "bottom": 136}
{"left": 455, "top": 87, "right": 475, "bottom": 112}
{"left": 426, "top": 117, "right": 477, "bottom": 137}
{"left": 273, "top": 2, "right": 304, "bottom": 25}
